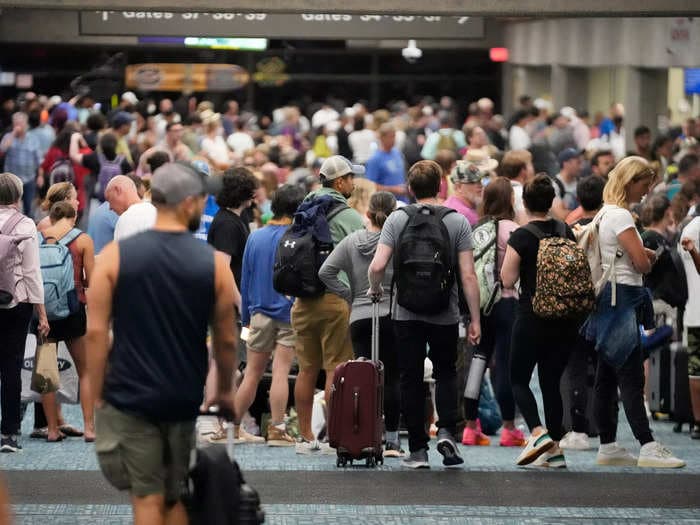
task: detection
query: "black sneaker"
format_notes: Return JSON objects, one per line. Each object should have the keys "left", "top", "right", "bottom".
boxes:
{"left": 1, "top": 436, "right": 22, "bottom": 453}
{"left": 436, "top": 428, "right": 464, "bottom": 468}
{"left": 692, "top": 425, "right": 700, "bottom": 440}
{"left": 384, "top": 441, "right": 406, "bottom": 458}
{"left": 401, "top": 448, "right": 430, "bottom": 469}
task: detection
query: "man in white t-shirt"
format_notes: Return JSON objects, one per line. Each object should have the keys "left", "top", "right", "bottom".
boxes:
{"left": 105, "top": 175, "right": 156, "bottom": 241}
{"left": 500, "top": 149, "right": 534, "bottom": 224}
{"left": 680, "top": 217, "right": 700, "bottom": 438}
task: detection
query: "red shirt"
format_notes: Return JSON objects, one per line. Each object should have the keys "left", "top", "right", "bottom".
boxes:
{"left": 41, "top": 147, "right": 91, "bottom": 212}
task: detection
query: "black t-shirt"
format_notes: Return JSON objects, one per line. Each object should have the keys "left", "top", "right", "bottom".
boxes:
{"left": 207, "top": 208, "right": 250, "bottom": 287}
{"left": 81, "top": 152, "right": 132, "bottom": 177}
{"left": 508, "top": 219, "right": 576, "bottom": 308}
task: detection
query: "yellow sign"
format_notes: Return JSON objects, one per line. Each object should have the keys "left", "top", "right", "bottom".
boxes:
{"left": 253, "top": 57, "right": 289, "bottom": 87}
{"left": 125, "top": 63, "right": 249, "bottom": 92}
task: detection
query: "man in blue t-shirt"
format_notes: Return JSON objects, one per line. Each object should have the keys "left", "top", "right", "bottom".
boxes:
{"left": 235, "top": 184, "right": 305, "bottom": 446}
{"left": 365, "top": 123, "right": 408, "bottom": 203}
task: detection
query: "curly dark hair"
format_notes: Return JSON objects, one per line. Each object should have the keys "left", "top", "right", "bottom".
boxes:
{"left": 216, "top": 167, "right": 260, "bottom": 209}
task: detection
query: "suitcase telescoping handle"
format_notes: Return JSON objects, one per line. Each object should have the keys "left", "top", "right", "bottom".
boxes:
{"left": 371, "top": 298, "right": 380, "bottom": 363}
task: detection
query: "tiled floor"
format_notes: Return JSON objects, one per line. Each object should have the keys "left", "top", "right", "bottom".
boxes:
{"left": 5, "top": 396, "right": 699, "bottom": 523}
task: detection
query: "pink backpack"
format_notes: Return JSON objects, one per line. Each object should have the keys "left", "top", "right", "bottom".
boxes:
{"left": 0, "top": 212, "right": 31, "bottom": 306}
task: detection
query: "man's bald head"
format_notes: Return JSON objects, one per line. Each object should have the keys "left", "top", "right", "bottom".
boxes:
{"left": 105, "top": 175, "right": 141, "bottom": 215}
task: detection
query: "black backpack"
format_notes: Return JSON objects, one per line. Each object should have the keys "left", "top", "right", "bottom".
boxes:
{"left": 273, "top": 196, "right": 348, "bottom": 298}
{"left": 393, "top": 205, "right": 456, "bottom": 314}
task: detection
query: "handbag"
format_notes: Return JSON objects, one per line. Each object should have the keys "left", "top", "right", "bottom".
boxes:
{"left": 22, "top": 335, "right": 79, "bottom": 403}
{"left": 30, "top": 336, "right": 60, "bottom": 395}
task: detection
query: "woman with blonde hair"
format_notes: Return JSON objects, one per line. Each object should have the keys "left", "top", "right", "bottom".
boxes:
{"left": 348, "top": 177, "right": 377, "bottom": 226}
{"left": 582, "top": 156, "right": 684, "bottom": 468}
{"left": 36, "top": 182, "right": 79, "bottom": 233}
{"left": 34, "top": 198, "right": 95, "bottom": 442}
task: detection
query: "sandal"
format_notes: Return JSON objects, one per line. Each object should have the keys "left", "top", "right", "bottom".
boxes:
{"left": 47, "top": 434, "right": 65, "bottom": 443}
{"left": 58, "top": 425, "right": 84, "bottom": 437}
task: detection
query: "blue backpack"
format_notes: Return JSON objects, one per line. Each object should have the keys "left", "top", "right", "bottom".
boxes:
{"left": 38, "top": 229, "right": 81, "bottom": 321}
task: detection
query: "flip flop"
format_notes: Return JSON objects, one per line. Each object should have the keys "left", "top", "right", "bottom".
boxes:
{"left": 84, "top": 436, "right": 96, "bottom": 443}
{"left": 58, "top": 425, "right": 84, "bottom": 437}
{"left": 47, "top": 434, "right": 65, "bottom": 443}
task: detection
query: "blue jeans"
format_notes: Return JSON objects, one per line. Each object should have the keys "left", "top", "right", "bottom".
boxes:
{"left": 22, "top": 180, "right": 36, "bottom": 219}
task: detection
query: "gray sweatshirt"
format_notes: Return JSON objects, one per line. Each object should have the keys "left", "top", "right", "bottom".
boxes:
{"left": 319, "top": 229, "right": 393, "bottom": 324}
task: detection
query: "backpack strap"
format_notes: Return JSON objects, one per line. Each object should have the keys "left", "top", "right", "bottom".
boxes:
{"left": 326, "top": 201, "right": 350, "bottom": 222}
{"left": 554, "top": 220, "right": 567, "bottom": 239}
{"left": 0, "top": 211, "right": 24, "bottom": 236}
{"left": 58, "top": 228, "right": 82, "bottom": 247}
{"left": 522, "top": 223, "right": 545, "bottom": 240}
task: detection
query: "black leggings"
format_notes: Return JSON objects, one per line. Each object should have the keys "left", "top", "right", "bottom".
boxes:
{"left": 509, "top": 307, "right": 577, "bottom": 441}
{"left": 0, "top": 303, "right": 33, "bottom": 436}
{"left": 349, "top": 315, "right": 400, "bottom": 433}
{"left": 594, "top": 345, "right": 653, "bottom": 446}
{"left": 465, "top": 298, "right": 517, "bottom": 421}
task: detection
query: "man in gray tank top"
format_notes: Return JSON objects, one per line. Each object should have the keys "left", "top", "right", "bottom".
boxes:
{"left": 87, "top": 162, "right": 236, "bottom": 525}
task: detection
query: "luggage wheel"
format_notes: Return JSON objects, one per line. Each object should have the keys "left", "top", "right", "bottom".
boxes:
{"left": 336, "top": 456, "right": 348, "bottom": 468}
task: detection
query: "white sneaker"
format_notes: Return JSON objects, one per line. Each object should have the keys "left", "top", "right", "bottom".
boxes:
{"left": 533, "top": 444, "right": 567, "bottom": 468}
{"left": 295, "top": 438, "right": 323, "bottom": 455}
{"left": 516, "top": 430, "right": 554, "bottom": 466}
{"left": 559, "top": 431, "right": 592, "bottom": 451}
{"left": 638, "top": 441, "right": 685, "bottom": 469}
{"left": 596, "top": 443, "right": 638, "bottom": 466}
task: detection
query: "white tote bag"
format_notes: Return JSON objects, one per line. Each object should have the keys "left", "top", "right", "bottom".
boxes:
{"left": 21, "top": 334, "right": 80, "bottom": 404}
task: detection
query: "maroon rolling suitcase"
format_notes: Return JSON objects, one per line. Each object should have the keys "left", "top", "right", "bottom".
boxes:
{"left": 328, "top": 301, "right": 384, "bottom": 467}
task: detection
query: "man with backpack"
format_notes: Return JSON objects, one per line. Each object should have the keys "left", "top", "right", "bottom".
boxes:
{"left": 283, "top": 155, "right": 364, "bottom": 454}
{"left": 368, "top": 160, "right": 481, "bottom": 469}
{"left": 70, "top": 132, "right": 132, "bottom": 202}
{"left": 420, "top": 112, "right": 466, "bottom": 161}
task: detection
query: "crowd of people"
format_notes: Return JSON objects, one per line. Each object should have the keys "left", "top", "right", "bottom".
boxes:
{"left": 1, "top": 89, "right": 699, "bottom": 522}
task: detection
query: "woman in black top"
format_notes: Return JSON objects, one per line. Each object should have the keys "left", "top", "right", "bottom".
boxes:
{"left": 500, "top": 173, "right": 579, "bottom": 468}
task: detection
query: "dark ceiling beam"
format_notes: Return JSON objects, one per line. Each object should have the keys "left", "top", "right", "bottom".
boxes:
{"left": 0, "top": 0, "right": 698, "bottom": 16}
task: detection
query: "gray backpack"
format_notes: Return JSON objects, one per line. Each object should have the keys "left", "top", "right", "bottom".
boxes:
{"left": 0, "top": 212, "right": 31, "bottom": 306}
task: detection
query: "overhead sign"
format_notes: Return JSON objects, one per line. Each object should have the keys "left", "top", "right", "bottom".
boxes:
{"left": 80, "top": 11, "right": 485, "bottom": 39}
{"left": 685, "top": 68, "right": 700, "bottom": 95}
{"left": 125, "top": 63, "right": 249, "bottom": 92}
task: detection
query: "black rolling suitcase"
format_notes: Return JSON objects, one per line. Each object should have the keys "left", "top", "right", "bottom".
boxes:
{"left": 185, "top": 420, "right": 265, "bottom": 524}
{"left": 670, "top": 343, "right": 694, "bottom": 433}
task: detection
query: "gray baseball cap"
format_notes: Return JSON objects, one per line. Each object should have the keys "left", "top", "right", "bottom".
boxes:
{"left": 151, "top": 162, "right": 221, "bottom": 205}
{"left": 319, "top": 155, "right": 365, "bottom": 180}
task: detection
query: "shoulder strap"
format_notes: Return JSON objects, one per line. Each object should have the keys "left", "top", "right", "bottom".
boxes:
{"left": 1, "top": 211, "right": 24, "bottom": 236}
{"left": 435, "top": 206, "right": 457, "bottom": 221}
{"left": 326, "top": 201, "right": 350, "bottom": 222}
{"left": 553, "top": 176, "right": 566, "bottom": 198}
{"left": 522, "top": 223, "right": 545, "bottom": 240}
{"left": 58, "top": 228, "right": 82, "bottom": 246}
{"left": 398, "top": 205, "right": 418, "bottom": 218}
{"left": 554, "top": 220, "right": 567, "bottom": 239}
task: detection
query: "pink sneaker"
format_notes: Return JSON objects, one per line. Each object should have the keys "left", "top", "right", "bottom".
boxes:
{"left": 462, "top": 425, "right": 491, "bottom": 446}
{"left": 500, "top": 427, "right": 526, "bottom": 447}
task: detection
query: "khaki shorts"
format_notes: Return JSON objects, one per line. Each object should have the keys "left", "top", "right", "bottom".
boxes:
{"left": 95, "top": 403, "right": 194, "bottom": 504}
{"left": 247, "top": 312, "right": 295, "bottom": 352}
{"left": 292, "top": 293, "right": 353, "bottom": 371}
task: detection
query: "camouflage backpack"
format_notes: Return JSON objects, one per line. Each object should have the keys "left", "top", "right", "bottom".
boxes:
{"left": 524, "top": 221, "right": 595, "bottom": 319}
